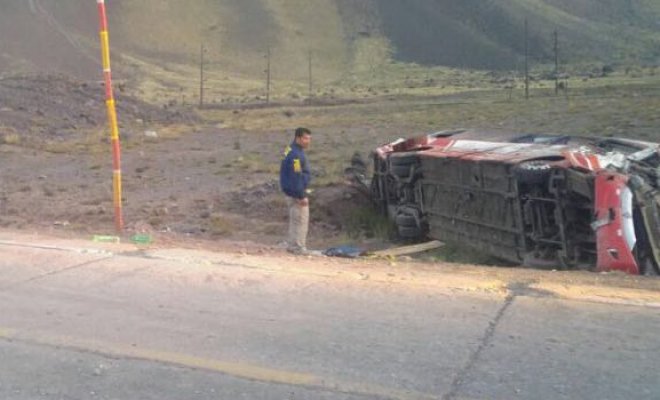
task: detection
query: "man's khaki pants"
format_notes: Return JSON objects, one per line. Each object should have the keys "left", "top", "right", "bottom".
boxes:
{"left": 287, "top": 197, "right": 309, "bottom": 251}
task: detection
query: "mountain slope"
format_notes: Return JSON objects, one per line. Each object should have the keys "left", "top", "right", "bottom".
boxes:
{"left": 372, "top": 0, "right": 660, "bottom": 69}
{"left": 0, "top": 0, "right": 658, "bottom": 81}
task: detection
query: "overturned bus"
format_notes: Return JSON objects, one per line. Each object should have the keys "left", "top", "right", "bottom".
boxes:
{"left": 370, "top": 129, "right": 660, "bottom": 275}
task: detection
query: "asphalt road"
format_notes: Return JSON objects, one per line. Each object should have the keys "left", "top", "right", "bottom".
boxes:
{"left": 0, "top": 234, "right": 659, "bottom": 400}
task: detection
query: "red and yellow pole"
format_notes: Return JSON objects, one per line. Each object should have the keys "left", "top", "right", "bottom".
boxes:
{"left": 96, "top": 0, "right": 123, "bottom": 232}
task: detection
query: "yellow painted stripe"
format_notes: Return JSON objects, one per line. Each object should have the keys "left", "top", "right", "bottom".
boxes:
{"left": 105, "top": 100, "right": 119, "bottom": 140}
{"left": 113, "top": 171, "right": 122, "bottom": 207}
{"left": 99, "top": 31, "right": 111, "bottom": 70}
{"left": 0, "top": 327, "right": 435, "bottom": 400}
{"left": 105, "top": 99, "right": 115, "bottom": 117}
{"left": 105, "top": 99, "right": 116, "bottom": 117}
{"left": 111, "top": 125, "right": 120, "bottom": 141}
{"left": 133, "top": 349, "right": 316, "bottom": 386}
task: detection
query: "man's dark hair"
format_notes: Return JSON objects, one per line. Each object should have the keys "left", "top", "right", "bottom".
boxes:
{"left": 295, "top": 127, "right": 311, "bottom": 138}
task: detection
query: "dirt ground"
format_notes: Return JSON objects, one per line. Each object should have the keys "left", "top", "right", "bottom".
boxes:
{"left": 0, "top": 136, "right": 372, "bottom": 249}
{"left": 0, "top": 128, "right": 375, "bottom": 251}
{"left": 0, "top": 75, "right": 387, "bottom": 254}
{"left": 2, "top": 73, "right": 660, "bottom": 272}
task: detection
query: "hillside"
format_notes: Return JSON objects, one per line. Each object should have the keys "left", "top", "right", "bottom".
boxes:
{"left": 0, "top": 0, "right": 658, "bottom": 81}
{"left": 371, "top": 0, "right": 660, "bottom": 69}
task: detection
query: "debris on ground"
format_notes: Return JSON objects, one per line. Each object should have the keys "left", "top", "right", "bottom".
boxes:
{"left": 323, "top": 245, "right": 365, "bottom": 258}
{"left": 368, "top": 240, "right": 444, "bottom": 258}
{"left": 130, "top": 234, "right": 153, "bottom": 245}
{"left": 92, "top": 235, "right": 120, "bottom": 243}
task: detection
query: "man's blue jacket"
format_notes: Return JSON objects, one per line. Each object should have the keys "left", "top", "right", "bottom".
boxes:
{"left": 280, "top": 141, "right": 311, "bottom": 199}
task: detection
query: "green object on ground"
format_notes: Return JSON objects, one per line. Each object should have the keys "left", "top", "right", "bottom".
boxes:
{"left": 131, "top": 234, "right": 153, "bottom": 244}
{"left": 92, "top": 235, "right": 120, "bottom": 243}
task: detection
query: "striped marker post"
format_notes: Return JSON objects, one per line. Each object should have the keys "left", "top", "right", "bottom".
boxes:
{"left": 96, "top": 0, "right": 123, "bottom": 232}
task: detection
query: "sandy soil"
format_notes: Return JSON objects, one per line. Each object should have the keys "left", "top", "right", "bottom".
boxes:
{"left": 0, "top": 127, "right": 373, "bottom": 249}
{"left": 0, "top": 75, "right": 381, "bottom": 253}
{"left": 2, "top": 74, "right": 660, "bottom": 282}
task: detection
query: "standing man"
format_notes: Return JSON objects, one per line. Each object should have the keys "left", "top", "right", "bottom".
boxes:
{"left": 280, "top": 127, "right": 312, "bottom": 254}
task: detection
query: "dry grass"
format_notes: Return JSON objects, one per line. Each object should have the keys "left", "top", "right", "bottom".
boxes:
{"left": 421, "top": 243, "right": 508, "bottom": 266}
{"left": 208, "top": 213, "right": 235, "bottom": 236}
{"left": 200, "top": 76, "right": 660, "bottom": 140}
{"left": 1, "top": 132, "right": 20, "bottom": 145}
{"left": 193, "top": 75, "right": 660, "bottom": 194}
{"left": 343, "top": 206, "right": 394, "bottom": 241}
{"left": 235, "top": 154, "right": 279, "bottom": 174}
{"left": 9, "top": 123, "right": 198, "bottom": 154}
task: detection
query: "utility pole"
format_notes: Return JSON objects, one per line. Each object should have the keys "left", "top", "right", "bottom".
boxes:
{"left": 199, "top": 43, "right": 205, "bottom": 108}
{"left": 308, "top": 50, "right": 313, "bottom": 100}
{"left": 524, "top": 18, "right": 529, "bottom": 100}
{"left": 553, "top": 29, "right": 559, "bottom": 96}
{"left": 266, "top": 47, "right": 271, "bottom": 104}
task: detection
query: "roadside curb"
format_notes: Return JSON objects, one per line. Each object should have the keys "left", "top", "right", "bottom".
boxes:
{"left": 1, "top": 233, "right": 659, "bottom": 308}
{"left": 101, "top": 247, "right": 660, "bottom": 309}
